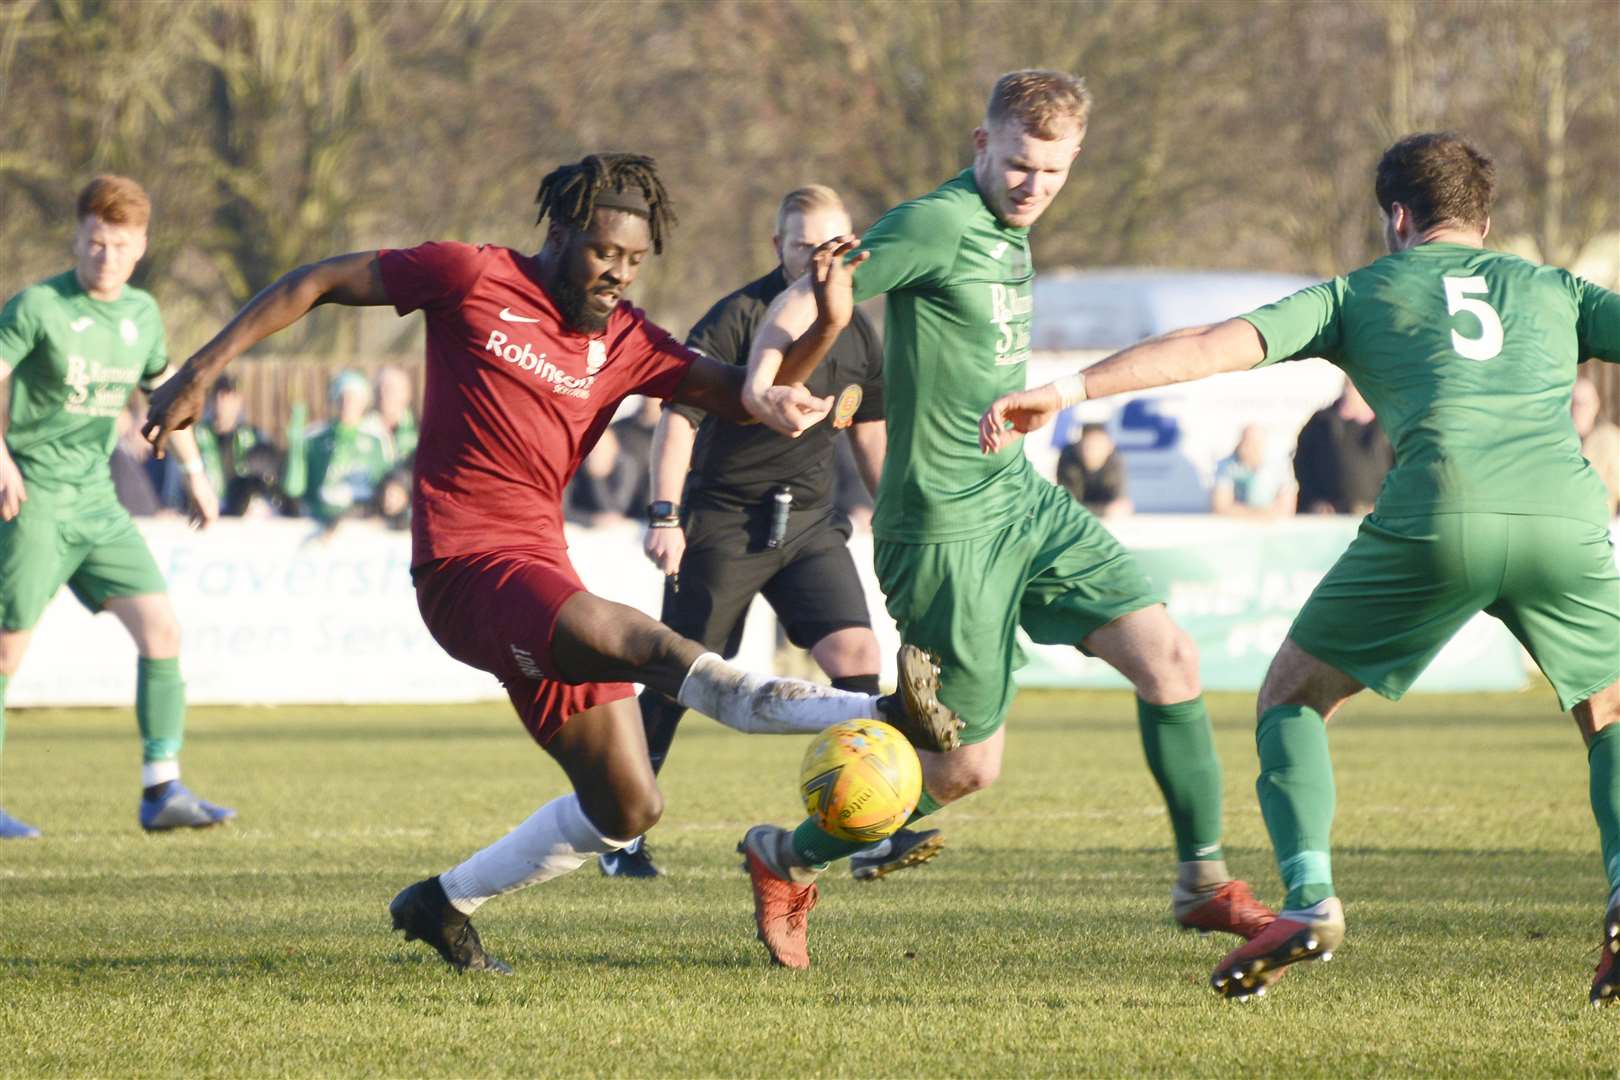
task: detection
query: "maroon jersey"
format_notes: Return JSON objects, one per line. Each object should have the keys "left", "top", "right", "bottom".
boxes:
{"left": 378, "top": 242, "right": 697, "bottom": 567}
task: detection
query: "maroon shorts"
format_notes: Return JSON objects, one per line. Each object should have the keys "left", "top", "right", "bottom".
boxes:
{"left": 414, "top": 547, "right": 636, "bottom": 746}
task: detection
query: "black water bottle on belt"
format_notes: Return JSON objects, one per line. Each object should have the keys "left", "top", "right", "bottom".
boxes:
{"left": 766, "top": 486, "right": 793, "bottom": 549}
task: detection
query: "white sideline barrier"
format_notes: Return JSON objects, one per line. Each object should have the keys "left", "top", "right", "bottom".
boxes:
{"left": 9, "top": 518, "right": 1617, "bottom": 707}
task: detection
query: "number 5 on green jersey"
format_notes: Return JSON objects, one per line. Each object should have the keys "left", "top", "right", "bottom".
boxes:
{"left": 1443, "top": 275, "right": 1503, "bottom": 361}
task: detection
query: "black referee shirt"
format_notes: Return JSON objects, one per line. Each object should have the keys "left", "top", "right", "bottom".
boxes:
{"left": 670, "top": 266, "right": 885, "bottom": 514}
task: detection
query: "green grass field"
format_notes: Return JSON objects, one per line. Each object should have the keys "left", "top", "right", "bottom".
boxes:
{"left": 1, "top": 690, "right": 1615, "bottom": 1077}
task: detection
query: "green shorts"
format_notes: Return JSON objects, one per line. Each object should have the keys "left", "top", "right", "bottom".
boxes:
{"left": 1291, "top": 513, "right": 1620, "bottom": 711}
{"left": 875, "top": 478, "right": 1160, "bottom": 744}
{"left": 0, "top": 487, "right": 168, "bottom": 631}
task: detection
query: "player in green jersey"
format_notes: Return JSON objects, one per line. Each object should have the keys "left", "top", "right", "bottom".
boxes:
{"left": 733, "top": 70, "right": 1276, "bottom": 970}
{"left": 0, "top": 176, "right": 234, "bottom": 839}
{"left": 984, "top": 132, "right": 1620, "bottom": 1006}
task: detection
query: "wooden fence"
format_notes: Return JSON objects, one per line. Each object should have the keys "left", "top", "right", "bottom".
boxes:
{"left": 224, "top": 356, "right": 425, "bottom": 441}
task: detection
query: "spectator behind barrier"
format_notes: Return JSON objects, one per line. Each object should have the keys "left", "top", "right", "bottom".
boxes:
{"left": 1056, "top": 422, "right": 1131, "bottom": 518}
{"left": 365, "top": 364, "right": 418, "bottom": 465}
{"left": 167, "top": 373, "right": 271, "bottom": 514}
{"left": 223, "top": 443, "right": 293, "bottom": 518}
{"left": 1573, "top": 373, "right": 1620, "bottom": 518}
{"left": 374, "top": 464, "right": 412, "bottom": 531}
{"left": 1211, "top": 424, "right": 1297, "bottom": 518}
{"left": 1294, "top": 380, "right": 1393, "bottom": 515}
{"left": 284, "top": 370, "right": 390, "bottom": 526}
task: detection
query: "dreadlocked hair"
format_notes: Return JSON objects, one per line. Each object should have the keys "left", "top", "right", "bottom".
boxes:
{"left": 534, "top": 153, "right": 677, "bottom": 254}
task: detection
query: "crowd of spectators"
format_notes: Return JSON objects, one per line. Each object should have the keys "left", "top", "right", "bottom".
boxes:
{"left": 116, "top": 366, "right": 420, "bottom": 531}
{"left": 116, "top": 368, "right": 1620, "bottom": 530}
{"left": 1048, "top": 372, "right": 1619, "bottom": 522}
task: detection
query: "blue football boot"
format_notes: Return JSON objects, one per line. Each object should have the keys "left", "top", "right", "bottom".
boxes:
{"left": 0, "top": 808, "right": 41, "bottom": 839}
{"left": 139, "top": 784, "right": 236, "bottom": 832}
{"left": 598, "top": 835, "right": 663, "bottom": 878}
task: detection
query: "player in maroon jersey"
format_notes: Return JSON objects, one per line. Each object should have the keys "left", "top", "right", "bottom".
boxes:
{"left": 144, "top": 154, "right": 959, "bottom": 973}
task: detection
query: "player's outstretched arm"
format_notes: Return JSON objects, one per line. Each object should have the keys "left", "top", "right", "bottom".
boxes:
{"left": 671, "top": 355, "right": 832, "bottom": 437}
{"left": 742, "top": 236, "right": 867, "bottom": 423}
{"left": 978, "top": 318, "right": 1265, "bottom": 454}
{"left": 144, "top": 252, "right": 388, "bottom": 456}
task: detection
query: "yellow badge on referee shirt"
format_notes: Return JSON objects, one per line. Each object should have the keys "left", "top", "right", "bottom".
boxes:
{"left": 832, "top": 385, "right": 863, "bottom": 430}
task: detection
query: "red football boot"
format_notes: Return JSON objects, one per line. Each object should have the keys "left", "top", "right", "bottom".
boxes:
{"left": 739, "top": 825, "right": 820, "bottom": 970}
{"left": 1175, "top": 879, "right": 1277, "bottom": 940}
{"left": 1210, "top": 897, "right": 1345, "bottom": 1002}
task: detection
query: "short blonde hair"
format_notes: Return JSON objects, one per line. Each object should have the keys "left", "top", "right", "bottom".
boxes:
{"left": 775, "top": 184, "right": 847, "bottom": 237}
{"left": 986, "top": 70, "right": 1092, "bottom": 140}
{"left": 76, "top": 175, "right": 151, "bottom": 228}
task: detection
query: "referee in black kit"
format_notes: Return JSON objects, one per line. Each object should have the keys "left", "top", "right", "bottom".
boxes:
{"left": 599, "top": 185, "right": 943, "bottom": 880}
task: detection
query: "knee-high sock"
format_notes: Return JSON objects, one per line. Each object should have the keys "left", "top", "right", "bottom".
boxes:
{"left": 1589, "top": 725, "right": 1620, "bottom": 894}
{"left": 831, "top": 674, "right": 882, "bottom": 695}
{"left": 439, "top": 795, "right": 628, "bottom": 915}
{"left": 1256, "top": 704, "right": 1336, "bottom": 910}
{"left": 0, "top": 672, "right": 8, "bottom": 763}
{"left": 790, "top": 791, "right": 945, "bottom": 867}
{"left": 640, "top": 689, "right": 685, "bottom": 776}
{"left": 1137, "top": 697, "right": 1225, "bottom": 863}
{"left": 677, "top": 653, "right": 881, "bottom": 735}
{"left": 136, "top": 657, "right": 185, "bottom": 786}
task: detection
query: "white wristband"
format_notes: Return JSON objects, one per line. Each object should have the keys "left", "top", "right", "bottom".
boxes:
{"left": 181, "top": 458, "right": 205, "bottom": 476}
{"left": 1053, "top": 373, "right": 1087, "bottom": 409}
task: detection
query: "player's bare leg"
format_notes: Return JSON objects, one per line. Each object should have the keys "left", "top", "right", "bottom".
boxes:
{"left": 392, "top": 696, "right": 660, "bottom": 975}
{"left": 0, "top": 628, "right": 41, "bottom": 839}
{"left": 1209, "top": 639, "right": 1361, "bottom": 1001}
{"left": 1083, "top": 605, "right": 1276, "bottom": 941}
{"left": 547, "top": 590, "right": 961, "bottom": 747}
{"left": 1575, "top": 678, "right": 1620, "bottom": 1006}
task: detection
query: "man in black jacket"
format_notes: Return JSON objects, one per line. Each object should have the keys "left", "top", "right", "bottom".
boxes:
{"left": 603, "top": 185, "right": 943, "bottom": 880}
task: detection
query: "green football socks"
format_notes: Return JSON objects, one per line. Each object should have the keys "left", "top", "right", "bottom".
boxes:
{"left": 136, "top": 657, "right": 186, "bottom": 765}
{"left": 1588, "top": 724, "right": 1620, "bottom": 893}
{"left": 790, "top": 790, "right": 945, "bottom": 867}
{"left": 1136, "top": 697, "right": 1225, "bottom": 863}
{"left": 1256, "top": 704, "right": 1336, "bottom": 910}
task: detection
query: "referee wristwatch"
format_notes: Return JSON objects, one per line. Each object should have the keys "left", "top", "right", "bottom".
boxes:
{"left": 647, "top": 500, "right": 680, "bottom": 527}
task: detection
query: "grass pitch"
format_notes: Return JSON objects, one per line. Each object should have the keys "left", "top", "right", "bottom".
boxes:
{"left": 1, "top": 690, "right": 1614, "bottom": 1077}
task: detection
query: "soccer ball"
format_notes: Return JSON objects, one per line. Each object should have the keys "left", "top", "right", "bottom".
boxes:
{"left": 799, "top": 720, "right": 922, "bottom": 843}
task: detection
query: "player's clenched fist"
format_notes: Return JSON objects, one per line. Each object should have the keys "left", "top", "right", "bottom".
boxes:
{"left": 752, "top": 383, "right": 833, "bottom": 438}
{"left": 143, "top": 366, "right": 211, "bottom": 458}
{"left": 978, "top": 383, "right": 1065, "bottom": 454}
{"left": 809, "top": 234, "right": 868, "bottom": 332}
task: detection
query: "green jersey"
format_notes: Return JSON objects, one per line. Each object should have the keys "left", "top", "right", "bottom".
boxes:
{"left": 1243, "top": 243, "right": 1620, "bottom": 527}
{"left": 0, "top": 270, "right": 168, "bottom": 495}
{"left": 298, "top": 421, "right": 390, "bottom": 523}
{"left": 852, "top": 169, "right": 1036, "bottom": 543}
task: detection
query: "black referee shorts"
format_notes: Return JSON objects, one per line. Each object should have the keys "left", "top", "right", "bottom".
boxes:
{"left": 660, "top": 506, "right": 872, "bottom": 657}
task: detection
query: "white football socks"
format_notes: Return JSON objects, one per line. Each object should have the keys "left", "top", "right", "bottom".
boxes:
{"left": 676, "top": 652, "right": 882, "bottom": 735}
{"left": 439, "top": 795, "right": 628, "bottom": 915}
{"left": 141, "top": 760, "right": 180, "bottom": 787}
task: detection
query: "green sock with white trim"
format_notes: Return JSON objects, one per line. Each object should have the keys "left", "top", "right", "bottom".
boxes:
{"left": 137, "top": 657, "right": 186, "bottom": 788}
{"left": 1255, "top": 704, "right": 1336, "bottom": 911}
{"left": 1136, "top": 696, "right": 1225, "bottom": 863}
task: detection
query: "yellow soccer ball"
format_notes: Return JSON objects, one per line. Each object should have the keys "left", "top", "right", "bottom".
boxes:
{"left": 799, "top": 720, "right": 922, "bottom": 843}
